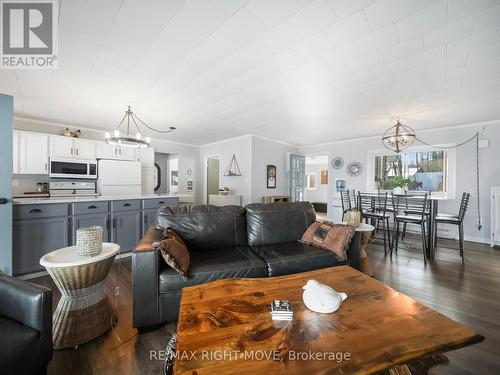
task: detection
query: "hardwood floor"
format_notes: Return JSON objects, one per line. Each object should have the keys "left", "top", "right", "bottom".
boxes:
{"left": 30, "top": 235, "right": 500, "bottom": 375}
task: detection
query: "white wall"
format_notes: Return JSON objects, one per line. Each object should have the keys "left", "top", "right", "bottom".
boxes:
{"left": 199, "top": 135, "right": 253, "bottom": 206}
{"left": 304, "top": 162, "right": 328, "bottom": 203}
{"left": 251, "top": 136, "right": 298, "bottom": 203}
{"left": 299, "top": 121, "right": 500, "bottom": 244}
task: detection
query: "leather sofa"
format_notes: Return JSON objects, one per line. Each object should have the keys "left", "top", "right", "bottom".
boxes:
{"left": 133, "top": 202, "right": 361, "bottom": 330}
{"left": 0, "top": 272, "right": 53, "bottom": 375}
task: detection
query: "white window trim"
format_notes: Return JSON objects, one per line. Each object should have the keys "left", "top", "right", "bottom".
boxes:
{"left": 366, "top": 144, "right": 456, "bottom": 198}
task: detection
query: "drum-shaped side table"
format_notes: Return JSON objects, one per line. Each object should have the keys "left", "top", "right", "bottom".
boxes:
{"left": 355, "top": 223, "right": 375, "bottom": 277}
{"left": 40, "top": 243, "right": 119, "bottom": 349}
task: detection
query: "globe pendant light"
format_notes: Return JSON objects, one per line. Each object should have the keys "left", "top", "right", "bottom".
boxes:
{"left": 381, "top": 119, "right": 415, "bottom": 153}
{"left": 105, "top": 106, "right": 175, "bottom": 148}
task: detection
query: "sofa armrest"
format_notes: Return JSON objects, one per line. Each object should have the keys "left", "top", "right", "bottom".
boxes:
{"left": 0, "top": 273, "right": 52, "bottom": 337}
{"left": 346, "top": 232, "right": 362, "bottom": 271}
{"left": 132, "top": 225, "right": 163, "bottom": 328}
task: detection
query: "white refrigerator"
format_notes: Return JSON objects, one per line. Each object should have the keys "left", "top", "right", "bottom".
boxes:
{"left": 97, "top": 160, "right": 142, "bottom": 196}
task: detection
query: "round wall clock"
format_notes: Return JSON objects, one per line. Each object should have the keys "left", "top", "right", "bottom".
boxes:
{"left": 186, "top": 169, "right": 192, "bottom": 175}
{"left": 331, "top": 157, "right": 344, "bottom": 169}
{"left": 346, "top": 161, "right": 362, "bottom": 176}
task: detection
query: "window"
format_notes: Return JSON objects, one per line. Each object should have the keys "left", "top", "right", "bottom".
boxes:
{"left": 373, "top": 150, "right": 447, "bottom": 192}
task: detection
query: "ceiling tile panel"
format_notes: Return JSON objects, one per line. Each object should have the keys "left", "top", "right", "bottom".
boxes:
{"left": 364, "top": 0, "right": 420, "bottom": 30}
{"left": 287, "top": 0, "right": 339, "bottom": 39}
{"left": 396, "top": 1, "right": 448, "bottom": 41}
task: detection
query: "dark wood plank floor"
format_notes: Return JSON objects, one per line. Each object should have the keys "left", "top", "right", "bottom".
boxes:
{"left": 31, "top": 235, "right": 500, "bottom": 375}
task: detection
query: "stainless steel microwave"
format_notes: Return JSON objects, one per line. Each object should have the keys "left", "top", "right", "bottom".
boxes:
{"left": 49, "top": 158, "right": 98, "bottom": 179}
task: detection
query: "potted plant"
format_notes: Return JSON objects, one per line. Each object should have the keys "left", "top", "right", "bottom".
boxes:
{"left": 391, "top": 176, "right": 411, "bottom": 195}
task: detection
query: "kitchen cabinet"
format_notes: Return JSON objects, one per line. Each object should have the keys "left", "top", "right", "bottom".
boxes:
{"left": 71, "top": 201, "right": 110, "bottom": 245}
{"left": 96, "top": 141, "right": 136, "bottom": 161}
{"left": 111, "top": 210, "right": 141, "bottom": 253}
{"left": 11, "top": 197, "right": 178, "bottom": 275}
{"left": 111, "top": 200, "right": 141, "bottom": 253}
{"left": 141, "top": 197, "right": 178, "bottom": 235}
{"left": 142, "top": 209, "right": 157, "bottom": 235}
{"left": 50, "top": 135, "right": 96, "bottom": 159}
{"left": 13, "top": 203, "right": 70, "bottom": 275}
{"left": 18, "top": 131, "right": 49, "bottom": 174}
{"left": 71, "top": 213, "right": 110, "bottom": 245}
{"left": 138, "top": 147, "right": 155, "bottom": 167}
{"left": 74, "top": 138, "right": 96, "bottom": 159}
{"left": 13, "top": 131, "right": 19, "bottom": 174}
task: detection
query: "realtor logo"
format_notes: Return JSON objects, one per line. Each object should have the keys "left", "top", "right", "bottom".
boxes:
{"left": 1, "top": 0, "right": 58, "bottom": 69}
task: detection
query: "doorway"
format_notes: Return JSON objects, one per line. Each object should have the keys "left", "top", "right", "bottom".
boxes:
{"left": 206, "top": 156, "right": 220, "bottom": 203}
{"left": 305, "top": 154, "right": 329, "bottom": 220}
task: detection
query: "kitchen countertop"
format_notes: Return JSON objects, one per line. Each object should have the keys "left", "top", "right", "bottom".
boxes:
{"left": 13, "top": 194, "right": 192, "bottom": 205}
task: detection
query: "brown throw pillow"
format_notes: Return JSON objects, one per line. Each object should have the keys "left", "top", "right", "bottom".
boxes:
{"left": 300, "top": 221, "right": 355, "bottom": 261}
{"left": 153, "top": 228, "right": 190, "bottom": 280}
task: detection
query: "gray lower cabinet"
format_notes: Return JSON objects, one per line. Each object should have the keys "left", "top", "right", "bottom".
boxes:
{"left": 142, "top": 209, "right": 157, "bottom": 235}
{"left": 111, "top": 210, "right": 141, "bottom": 253}
{"left": 71, "top": 213, "right": 110, "bottom": 245}
{"left": 13, "top": 216, "right": 69, "bottom": 275}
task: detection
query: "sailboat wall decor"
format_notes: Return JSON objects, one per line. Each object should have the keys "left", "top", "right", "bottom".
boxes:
{"left": 223, "top": 154, "right": 242, "bottom": 176}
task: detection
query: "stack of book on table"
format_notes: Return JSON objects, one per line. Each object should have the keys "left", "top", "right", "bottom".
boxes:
{"left": 271, "top": 300, "right": 293, "bottom": 321}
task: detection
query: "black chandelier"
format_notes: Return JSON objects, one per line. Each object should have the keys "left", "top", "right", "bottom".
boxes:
{"left": 105, "top": 106, "right": 175, "bottom": 148}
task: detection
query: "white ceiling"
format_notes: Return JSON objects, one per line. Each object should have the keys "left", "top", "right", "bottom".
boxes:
{"left": 1, "top": 0, "right": 500, "bottom": 146}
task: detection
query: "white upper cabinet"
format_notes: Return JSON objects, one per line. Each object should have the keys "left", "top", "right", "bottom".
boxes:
{"left": 118, "top": 146, "right": 136, "bottom": 161}
{"left": 138, "top": 147, "right": 155, "bottom": 167}
{"left": 96, "top": 141, "right": 137, "bottom": 161}
{"left": 13, "top": 131, "right": 19, "bottom": 174}
{"left": 50, "top": 136, "right": 74, "bottom": 158}
{"left": 75, "top": 138, "right": 96, "bottom": 159}
{"left": 18, "top": 132, "right": 49, "bottom": 175}
{"left": 50, "top": 135, "right": 96, "bottom": 159}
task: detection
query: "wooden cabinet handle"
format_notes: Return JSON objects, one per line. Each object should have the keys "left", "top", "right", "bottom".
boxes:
{"left": 123, "top": 203, "right": 131, "bottom": 207}
{"left": 88, "top": 205, "right": 97, "bottom": 209}
{"left": 159, "top": 201, "right": 165, "bottom": 205}
{"left": 30, "top": 208, "right": 42, "bottom": 213}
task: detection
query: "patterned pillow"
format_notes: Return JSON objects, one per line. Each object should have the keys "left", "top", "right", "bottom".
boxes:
{"left": 300, "top": 221, "right": 355, "bottom": 261}
{"left": 153, "top": 228, "right": 190, "bottom": 280}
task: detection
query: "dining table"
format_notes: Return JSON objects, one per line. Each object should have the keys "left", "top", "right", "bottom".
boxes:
{"left": 366, "top": 192, "right": 454, "bottom": 261}
{"left": 425, "top": 195, "right": 453, "bottom": 260}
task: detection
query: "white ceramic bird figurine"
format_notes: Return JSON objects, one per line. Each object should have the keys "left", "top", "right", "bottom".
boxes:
{"left": 302, "top": 279, "right": 347, "bottom": 313}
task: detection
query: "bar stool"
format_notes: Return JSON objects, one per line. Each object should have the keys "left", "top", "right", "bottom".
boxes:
{"left": 358, "top": 192, "right": 392, "bottom": 254}
{"left": 340, "top": 190, "right": 351, "bottom": 221}
{"left": 392, "top": 193, "right": 428, "bottom": 264}
{"left": 435, "top": 192, "right": 470, "bottom": 264}
{"left": 401, "top": 191, "right": 430, "bottom": 240}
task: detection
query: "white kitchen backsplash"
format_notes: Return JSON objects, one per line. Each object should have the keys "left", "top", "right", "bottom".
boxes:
{"left": 12, "top": 175, "right": 50, "bottom": 196}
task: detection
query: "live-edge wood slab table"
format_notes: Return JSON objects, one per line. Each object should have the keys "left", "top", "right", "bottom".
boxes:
{"left": 174, "top": 266, "right": 484, "bottom": 375}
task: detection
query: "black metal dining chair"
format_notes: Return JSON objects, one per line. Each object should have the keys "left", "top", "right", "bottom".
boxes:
{"left": 435, "top": 192, "right": 471, "bottom": 263}
{"left": 350, "top": 189, "right": 357, "bottom": 210}
{"left": 392, "top": 193, "right": 428, "bottom": 263}
{"left": 401, "top": 191, "right": 430, "bottom": 240}
{"left": 340, "top": 190, "right": 351, "bottom": 221}
{"left": 358, "top": 192, "right": 392, "bottom": 253}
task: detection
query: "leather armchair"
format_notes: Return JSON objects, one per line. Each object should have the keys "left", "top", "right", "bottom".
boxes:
{"left": 0, "top": 272, "right": 53, "bottom": 375}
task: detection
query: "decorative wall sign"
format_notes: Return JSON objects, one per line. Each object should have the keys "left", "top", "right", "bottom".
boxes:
{"left": 346, "top": 161, "right": 362, "bottom": 177}
{"left": 224, "top": 154, "right": 242, "bottom": 176}
{"left": 331, "top": 157, "right": 344, "bottom": 169}
{"left": 320, "top": 170, "right": 328, "bottom": 184}
{"left": 171, "top": 170, "right": 179, "bottom": 186}
{"left": 267, "top": 165, "right": 276, "bottom": 188}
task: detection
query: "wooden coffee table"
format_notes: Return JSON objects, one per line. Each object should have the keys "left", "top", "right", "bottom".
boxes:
{"left": 174, "top": 266, "right": 483, "bottom": 375}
